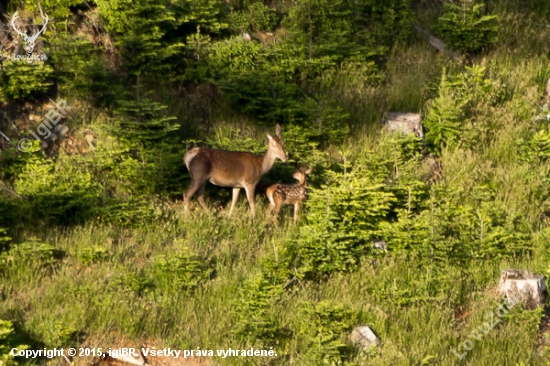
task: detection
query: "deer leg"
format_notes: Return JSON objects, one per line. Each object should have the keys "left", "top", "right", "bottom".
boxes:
{"left": 228, "top": 187, "right": 240, "bottom": 217}
{"left": 266, "top": 200, "right": 278, "bottom": 225}
{"left": 183, "top": 180, "right": 203, "bottom": 212}
{"left": 272, "top": 203, "right": 282, "bottom": 224}
{"left": 293, "top": 203, "right": 301, "bottom": 224}
{"left": 196, "top": 183, "right": 209, "bottom": 212}
{"left": 266, "top": 202, "right": 275, "bottom": 216}
{"left": 266, "top": 187, "right": 276, "bottom": 218}
{"left": 244, "top": 186, "right": 256, "bottom": 215}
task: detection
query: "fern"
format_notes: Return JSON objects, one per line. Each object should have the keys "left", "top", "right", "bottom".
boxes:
{"left": 423, "top": 69, "right": 466, "bottom": 153}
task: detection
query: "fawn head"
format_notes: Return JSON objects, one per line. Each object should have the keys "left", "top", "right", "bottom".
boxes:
{"left": 293, "top": 167, "right": 312, "bottom": 185}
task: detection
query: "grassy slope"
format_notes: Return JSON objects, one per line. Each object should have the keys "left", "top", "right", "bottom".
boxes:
{"left": 3, "top": 3, "right": 550, "bottom": 366}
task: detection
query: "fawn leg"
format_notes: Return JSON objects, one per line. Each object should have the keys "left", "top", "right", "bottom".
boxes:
{"left": 293, "top": 203, "right": 301, "bottom": 224}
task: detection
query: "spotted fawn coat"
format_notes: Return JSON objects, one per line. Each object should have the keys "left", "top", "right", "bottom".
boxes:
{"left": 266, "top": 167, "right": 311, "bottom": 224}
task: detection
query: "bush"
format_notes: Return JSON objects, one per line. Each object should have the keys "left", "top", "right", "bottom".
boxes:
{"left": 152, "top": 248, "right": 212, "bottom": 293}
{"left": 234, "top": 275, "right": 286, "bottom": 344}
{"left": 293, "top": 157, "right": 397, "bottom": 278}
{"left": 228, "top": 2, "right": 278, "bottom": 33}
{"left": 434, "top": 0, "right": 498, "bottom": 54}
{"left": 422, "top": 70, "right": 465, "bottom": 153}
{"left": 0, "top": 61, "right": 53, "bottom": 102}
{"left": 380, "top": 185, "right": 531, "bottom": 267}
{"left": 78, "top": 246, "right": 109, "bottom": 266}
{"left": 0, "top": 229, "right": 10, "bottom": 252}
{"left": 0, "top": 319, "right": 30, "bottom": 366}
{"left": 18, "top": 0, "right": 82, "bottom": 21}
{"left": 95, "top": 0, "right": 226, "bottom": 79}
{"left": 296, "top": 301, "right": 360, "bottom": 365}
{"left": 12, "top": 154, "right": 99, "bottom": 225}
{"left": 0, "top": 239, "right": 61, "bottom": 279}
{"left": 286, "top": 0, "right": 410, "bottom": 63}
{"left": 424, "top": 65, "right": 500, "bottom": 154}
{"left": 48, "top": 35, "right": 118, "bottom": 108}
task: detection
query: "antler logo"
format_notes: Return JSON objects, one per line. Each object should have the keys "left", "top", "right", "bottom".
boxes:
{"left": 10, "top": 11, "right": 49, "bottom": 54}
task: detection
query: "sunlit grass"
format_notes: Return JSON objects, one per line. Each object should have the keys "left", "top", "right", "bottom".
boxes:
{"left": 3, "top": 13, "right": 550, "bottom": 365}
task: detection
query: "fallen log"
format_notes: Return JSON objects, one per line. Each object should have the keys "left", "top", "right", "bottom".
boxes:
{"left": 412, "top": 25, "right": 460, "bottom": 59}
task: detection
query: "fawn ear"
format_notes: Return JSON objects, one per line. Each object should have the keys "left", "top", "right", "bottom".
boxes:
{"left": 275, "top": 123, "right": 282, "bottom": 138}
{"left": 266, "top": 128, "right": 273, "bottom": 140}
{"left": 305, "top": 168, "right": 312, "bottom": 175}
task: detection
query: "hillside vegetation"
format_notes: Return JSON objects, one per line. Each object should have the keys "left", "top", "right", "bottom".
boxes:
{"left": 2, "top": 0, "right": 550, "bottom": 365}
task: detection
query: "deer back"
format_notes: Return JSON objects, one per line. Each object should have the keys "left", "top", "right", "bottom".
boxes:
{"left": 184, "top": 124, "right": 286, "bottom": 188}
{"left": 185, "top": 147, "right": 266, "bottom": 187}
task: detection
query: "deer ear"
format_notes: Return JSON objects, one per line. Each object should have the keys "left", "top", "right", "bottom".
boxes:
{"left": 305, "top": 168, "right": 312, "bottom": 175}
{"left": 266, "top": 129, "right": 273, "bottom": 140}
{"left": 275, "top": 124, "right": 282, "bottom": 138}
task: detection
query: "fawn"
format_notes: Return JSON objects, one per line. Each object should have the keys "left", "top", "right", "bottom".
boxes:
{"left": 266, "top": 167, "right": 312, "bottom": 224}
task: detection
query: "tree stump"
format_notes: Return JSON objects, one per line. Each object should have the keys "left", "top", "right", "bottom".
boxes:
{"left": 543, "top": 77, "right": 550, "bottom": 107}
{"left": 372, "top": 240, "right": 388, "bottom": 252}
{"left": 351, "top": 325, "right": 380, "bottom": 351}
{"left": 384, "top": 112, "right": 424, "bottom": 139}
{"left": 498, "top": 269, "right": 547, "bottom": 310}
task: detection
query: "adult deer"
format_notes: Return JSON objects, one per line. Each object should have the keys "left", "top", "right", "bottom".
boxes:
{"left": 266, "top": 167, "right": 311, "bottom": 224}
{"left": 183, "top": 124, "right": 286, "bottom": 216}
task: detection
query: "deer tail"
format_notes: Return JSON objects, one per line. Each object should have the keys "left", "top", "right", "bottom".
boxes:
{"left": 184, "top": 147, "right": 201, "bottom": 170}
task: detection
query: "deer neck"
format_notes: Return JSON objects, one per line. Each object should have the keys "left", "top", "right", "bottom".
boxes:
{"left": 261, "top": 148, "right": 278, "bottom": 174}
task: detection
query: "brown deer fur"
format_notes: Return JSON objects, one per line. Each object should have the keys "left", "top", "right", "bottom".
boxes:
{"left": 183, "top": 124, "right": 286, "bottom": 216}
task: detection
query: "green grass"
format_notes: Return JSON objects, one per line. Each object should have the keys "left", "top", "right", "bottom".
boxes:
{"left": 4, "top": 4, "right": 550, "bottom": 365}
{"left": 2, "top": 208, "right": 549, "bottom": 365}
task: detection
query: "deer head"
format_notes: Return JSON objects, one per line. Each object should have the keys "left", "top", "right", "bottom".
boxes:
{"left": 266, "top": 123, "right": 287, "bottom": 163}
{"left": 11, "top": 11, "right": 49, "bottom": 54}
{"left": 292, "top": 167, "right": 311, "bottom": 185}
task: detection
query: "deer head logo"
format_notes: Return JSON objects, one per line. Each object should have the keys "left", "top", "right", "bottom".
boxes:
{"left": 11, "top": 11, "right": 49, "bottom": 55}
